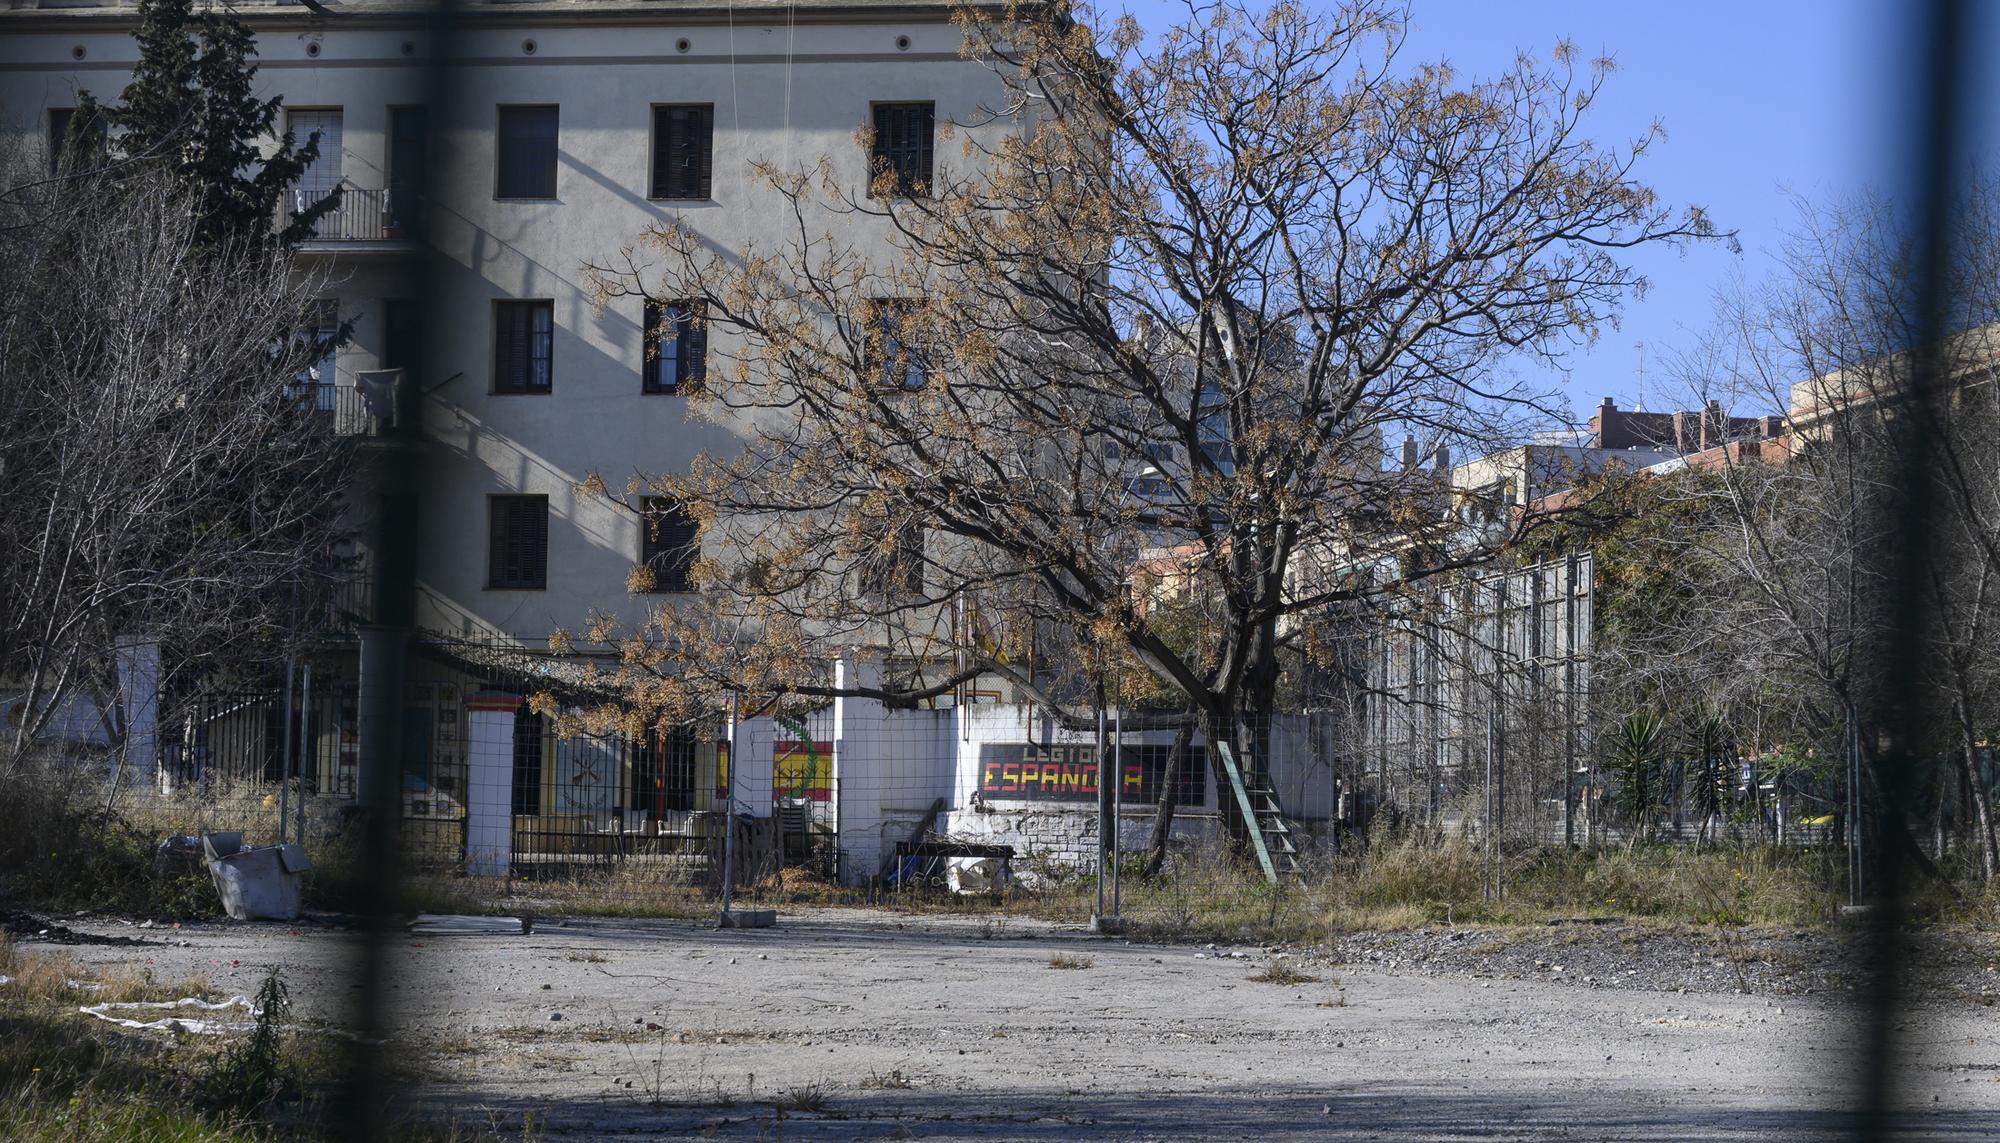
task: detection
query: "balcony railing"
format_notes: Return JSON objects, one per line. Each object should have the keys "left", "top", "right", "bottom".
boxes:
{"left": 288, "top": 182, "right": 417, "bottom": 243}
{"left": 291, "top": 381, "right": 397, "bottom": 437}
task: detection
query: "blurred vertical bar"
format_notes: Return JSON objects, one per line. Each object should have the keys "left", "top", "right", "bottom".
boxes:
{"left": 1855, "top": 0, "right": 1966, "bottom": 1138}
{"left": 341, "top": 3, "right": 453, "bottom": 1138}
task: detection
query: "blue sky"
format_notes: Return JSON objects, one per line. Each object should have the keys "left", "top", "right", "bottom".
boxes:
{"left": 1108, "top": 1, "right": 2000, "bottom": 425}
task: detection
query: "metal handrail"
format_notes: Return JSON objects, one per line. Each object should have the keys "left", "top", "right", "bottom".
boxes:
{"left": 288, "top": 180, "right": 417, "bottom": 242}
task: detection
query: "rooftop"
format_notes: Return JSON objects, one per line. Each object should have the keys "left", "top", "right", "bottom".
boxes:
{"left": 1, "top": 0, "right": 988, "bottom": 27}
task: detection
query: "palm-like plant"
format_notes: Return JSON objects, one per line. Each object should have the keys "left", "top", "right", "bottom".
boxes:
{"left": 1609, "top": 711, "right": 1668, "bottom": 846}
{"left": 1689, "top": 713, "right": 1734, "bottom": 847}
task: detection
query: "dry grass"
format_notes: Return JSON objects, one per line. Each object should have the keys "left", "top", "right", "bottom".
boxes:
{"left": 1046, "top": 953, "right": 1095, "bottom": 970}
{"left": 960, "top": 833, "right": 1926, "bottom": 946}
{"left": 1246, "top": 961, "right": 1319, "bottom": 985}
{"left": 0, "top": 933, "right": 212, "bottom": 1005}
{"left": 0, "top": 934, "right": 546, "bottom": 1141}
{"left": 775, "top": 1081, "right": 832, "bottom": 1113}
{"left": 860, "top": 1068, "right": 914, "bottom": 1090}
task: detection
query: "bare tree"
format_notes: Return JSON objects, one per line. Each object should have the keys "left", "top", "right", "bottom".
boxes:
{"left": 1650, "top": 187, "right": 2000, "bottom": 878}
{"left": 0, "top": 163, "right": 354, "bottom": 778}
{"left": 571, "top": 0, "right": 1712, "bottom": 822}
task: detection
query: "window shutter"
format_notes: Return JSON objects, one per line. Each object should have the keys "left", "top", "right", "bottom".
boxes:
{"left": 683, "top": 303, "right": 707, "bottom": 389}
{"left": 489, "top": 501, "right": 509, "bottom": 585}
{"left": 870, "top": 103, "right": 934, "bottom": 196}
{"left": 654, "top": 107, "right": 713, "bottom": 200}
{"left": 642, "top": 302, "right": 660, "bottom": 391}
{"left": 527, "top": 500, "right": 548, "bottom": 587}
{"left": 495, "top": 302, "right": 551, "bottom": 393}
{"left": 898, "top": 528, "right": 925, "bottom": 595}
{"left": 491, "top": 496, "right": 548, "bottom": 588}
{"left": 498, "top": 106, "right": 558, "bottom": 198}
{"left": 915, "top": 104, "right": 934, "bottom": 190}
{"left": 533, "top": 108, "right": 558, "bottom": 197}
{"left": 695, "top": 106, "right": 713, "bottom": 199}
{"left": 662, "top": 510, "right": 697, "bottom": 592}
{"left": 642, "top": 499, "right": 698, "bottom": 592}
{"left": 530, "top": 303, "right": 553, "bottom": 391}
{"left": 650, "top": 110, "right": 670, "bottom": 198}
{"left": 872, "top": 104, "right": 892, "bottom": 187}
{"left": 668, "top": 108, "right": 692, "bottom": 198}
{"left": 495, "top": 305, "right": 523, "bottom": 391}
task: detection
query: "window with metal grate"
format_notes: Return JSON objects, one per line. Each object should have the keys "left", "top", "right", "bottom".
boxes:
{"left": 496, "top": 104, "right": 558, "bottom": 198}
{"left": 651, "top": 104, "right": 713, "bottom": 200}
{"left": 870, "top": 101, "right": 934, "bottom": 197}
{"left": 642, "top": 300, "right": 706, "bottom": 393}
{"left": 640, "top": 498, "right": 699, "bottom": 593}
{"left": 488, "top": 494, "right": 549, "bottom": 590}
{"left": 494, "top": 300, "right": 554, "bottom": 393}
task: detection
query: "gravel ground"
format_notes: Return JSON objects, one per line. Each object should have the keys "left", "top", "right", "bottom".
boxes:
{"left": 21, "top": 908, "right": 2000, "bottom": 1141}
{"left": 1318, "top": 920, "right": 2000, "bottom": 1000}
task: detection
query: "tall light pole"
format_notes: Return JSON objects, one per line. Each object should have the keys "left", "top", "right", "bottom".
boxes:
{"left": 721, "top": 691, "right": 738, "bottom": 920}
{"left": 1094, "top": 468, "right": 1155, "bottom": 936}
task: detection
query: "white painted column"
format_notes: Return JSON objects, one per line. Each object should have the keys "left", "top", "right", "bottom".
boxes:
{"left": 114, "top": 635, "right": 160, "bottom": 795}
{"left": 736, "top": 715, "right": 775, "bottom": 818}
{"left": 831, "top": 651, "right": 886, "bottom": 884}
{"left": 463, "top": 692, "right": 518, "bottom": 878}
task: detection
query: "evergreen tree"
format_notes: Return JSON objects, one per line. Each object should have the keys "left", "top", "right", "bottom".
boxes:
{"left": 76, "top": 0, "right": 336, "bottom": 247}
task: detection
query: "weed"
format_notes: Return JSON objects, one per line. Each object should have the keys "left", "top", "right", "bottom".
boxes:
{"left": 1047, "top": 953, "right": 1094, "bottom": 970}
{"left": 1247, "top": 962, "right": 1319, "bottom": 985}
{"left": 199, "top": 970, "right": 296, "bottom": 1118}
{"left": 0, "top": 951, "right": 344, "bottom": 1142}
{"left": 777, "top": 1082, "right": 832, "bottom": 1113}
{"left": 861, "top": 1068, "right": 914, "bottom": 1089}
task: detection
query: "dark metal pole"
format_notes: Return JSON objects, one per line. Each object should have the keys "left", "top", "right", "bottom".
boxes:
{"left": 1484, "top": 704, "right": 1495, "bottom": 904}
{"left": 278, "top": 657, "right": 296, "bottom": 846}
{"left": 296, "top": 663, "right": 312, "bottom": 845}
{"left": 1094, "top": 678, "right": 1107, "bottom": 923}
{"left": 1853, "top": 3, "right": 1966, "bottom": 1136}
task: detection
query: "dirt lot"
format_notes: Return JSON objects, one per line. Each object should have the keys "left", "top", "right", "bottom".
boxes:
{"left": 43, "top": 909, "right": 2000, "bottom": 1141}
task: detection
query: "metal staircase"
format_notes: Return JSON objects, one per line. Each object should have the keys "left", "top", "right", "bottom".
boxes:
{"left": 1214, "top": 741, "right": 1299, "bottom": 883}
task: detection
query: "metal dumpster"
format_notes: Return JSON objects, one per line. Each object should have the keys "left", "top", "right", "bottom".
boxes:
{"left": 203, "top": 832, "right": 311, "bottom": 921}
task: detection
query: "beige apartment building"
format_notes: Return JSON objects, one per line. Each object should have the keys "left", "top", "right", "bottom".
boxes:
{"left": 2, "top": 0, "right": 1030, "bottom": 872}
{"left": 2, "top": 0, "right": 1001, "bottom": 647}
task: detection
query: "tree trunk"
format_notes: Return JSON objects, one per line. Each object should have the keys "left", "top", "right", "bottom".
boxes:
{"left": 1954, "top": 696, "right": 1998, "bottom": 881}
{"left": 1205, "top": 712, "right": 1252, "bottom": 855}
{"left": 1141, "top": 715, "right": 1197, "bottom": 877}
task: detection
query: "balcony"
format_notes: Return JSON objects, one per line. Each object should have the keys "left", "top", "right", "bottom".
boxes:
{"left": 287, "top": 182, "right": 420, "bottom": 254}
{"left": 309, "top": 552, "right": 375, "bottom": 635}
{"left": 291, "top": 379, "right": 399, "bottom": 439}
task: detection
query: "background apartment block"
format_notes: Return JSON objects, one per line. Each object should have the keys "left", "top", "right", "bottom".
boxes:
{"left": 3, "top": 0, "right": 998, "bottom": 645}
{"left": 1, "top": 0, "right": 1036, "bottom": 874}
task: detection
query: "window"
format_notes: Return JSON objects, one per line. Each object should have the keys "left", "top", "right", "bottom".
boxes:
{"left": 861, "top": 526, "right": 925, "bottom": 598}
{"left": 639, "top": 498, "right": 699, "bottom": 593}
{"left": 869, "top": 102, "right": 934, "bottom": 197}
{"left": 494, "top": 300, "right": 554, "bottom": 393}
{"left": 867, "top": 300, "right": 928, "bottom": 389}
{"left": 286, "top": 109, "right": 344, "bottom": 232}
{"left": 642, "top": 301, "right": 706, "bottom": 393}
{"left": 289, "top": 299, "right": 340, "bottom": 413}
{"left": 496, "top": 105, "right": 559, "bottom": 198}
{"left": 650, "top": 105, "right": 713, "bottom": 200}
{"left": 488, "top": 495, "right": 549, "bottom": 590}
{"left": 631, "top": 724, "right": 695, "bottom": 815}
{"left": 388, "top": 105, "right": 428, "bottom": 229}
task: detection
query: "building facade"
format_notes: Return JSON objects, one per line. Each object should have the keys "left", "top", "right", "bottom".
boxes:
{"left": 2, "top": 0, "right": 1033, "bottom": 875}
{"left": 3, "top": 0, "right": 1004, "bottom": 645}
